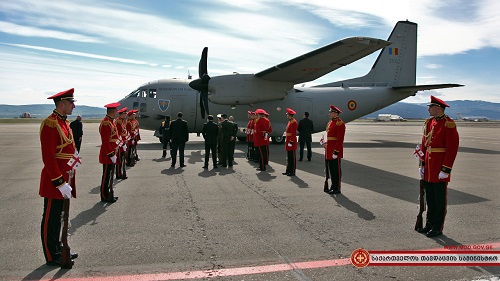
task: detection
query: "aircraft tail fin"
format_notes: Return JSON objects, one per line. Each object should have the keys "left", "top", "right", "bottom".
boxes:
{"left": 316, "top": 20, "right": 417, "bottom": 88}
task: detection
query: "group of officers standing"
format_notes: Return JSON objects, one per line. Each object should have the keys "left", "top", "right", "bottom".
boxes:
{"left": 38, "top": 87, "right": 458, "bottom": 267}
{"left": 98, "top": 102, "right": 141, "bottom": 203}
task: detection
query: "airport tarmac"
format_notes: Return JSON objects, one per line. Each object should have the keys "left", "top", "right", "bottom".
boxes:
{"left": 0, "top": 121, "right": 498, "bottom": 281}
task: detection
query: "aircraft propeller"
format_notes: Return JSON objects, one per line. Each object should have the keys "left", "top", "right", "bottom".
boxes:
{"left": 189, "top": 47, "right": 210, "bottom": 119}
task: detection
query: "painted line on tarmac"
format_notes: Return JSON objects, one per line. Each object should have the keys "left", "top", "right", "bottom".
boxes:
{"left": 36, "top": 241, "right": 500, "bottom": 281}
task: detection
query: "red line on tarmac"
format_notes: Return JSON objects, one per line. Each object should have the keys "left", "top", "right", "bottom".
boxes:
{"left": 35, "top": 241, "right": 500, "bottom": 281}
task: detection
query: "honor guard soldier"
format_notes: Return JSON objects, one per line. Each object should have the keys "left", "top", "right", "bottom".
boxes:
{"left": 283, "top": 108, "right": 298, "bottom": 176}
{"left": 132, "top": 109, "right": 141, "bottom": 161}
{"left": 99, "top": 102, "right": 120, "bottom": 203}
{"left": 323, "top": 105, "right": 346, "bottom": 194}
{"left": 264, "top": 111, "right": 272, "bottom": 164}
{"left": 39, "top": 88, "right": 79, "bottom": 266}
{"left": 126, "top": 110, "right": 136, "bottom": 166}
{"left": 115, "top": 107, "right": 128, "bottom": 179}
{"left": 416, "top": 96, "right": 459, "bottom": 237}
{"left": 254, "top": 109, "right": 272, "bottom": 171}
{"left": 246, "top": 111, "right": 255, "bottom": 160}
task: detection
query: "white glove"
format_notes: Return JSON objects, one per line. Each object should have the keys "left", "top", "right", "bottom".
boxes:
{"left": 438, "top": 171, "right": 449, "bottom": 179}
{"left": 332, "top": 153, "right": 338, "bottom": 159}
{"left": 110, "top": 155, "right": 117, "bottom": 163}
{"left": 132, "top": 140, "right": 135, "bottom": 145}
{"left": 288, "top": 142, "right": 293, "bottom": 147}
{"left": 419, "top": 167, "right": 424, "bottom": 179}
{"left": 58, "top": 183, "right": 72, "bottom": 199}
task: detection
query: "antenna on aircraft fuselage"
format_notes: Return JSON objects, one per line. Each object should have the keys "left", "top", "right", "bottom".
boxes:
{"left": 188, "top": 70, "right": 192, "bottom": 80}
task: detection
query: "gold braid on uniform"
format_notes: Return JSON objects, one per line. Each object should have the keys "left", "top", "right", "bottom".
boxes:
{"left": 422, "top": 118, "right": 434, "bottom": 148}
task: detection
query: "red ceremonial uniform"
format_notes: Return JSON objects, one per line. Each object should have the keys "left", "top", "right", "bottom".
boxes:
{"left": 253, "top": 117, "right": 266, "bottom": 147}
{"left": 132, "top": 118, "right": 141, "bottom": 142}
{"left": 325, "top": 117, "right": 345, "bottom": 159}
{"left": 99, "top": 115, "right": 118, "bottom": 164}
{"left": 39, "top": 110, "right": 77, "bottom": 199}
{"left": 114, "top": 115, "right": 128, "bottom": 178}
{"left": 421, "top": 115, "right": 459, "bottom": 182}
{"left": 264, "top": 117, "right": 272, "bottom": 146}
{"left": 126, "top": 118, "right": 134, "bottom": 146}
{"left": 246, "top": 119, "right": 254, "bottom": 142}
{"left": 285, "top": 118, "right": 298, "bottom": 151}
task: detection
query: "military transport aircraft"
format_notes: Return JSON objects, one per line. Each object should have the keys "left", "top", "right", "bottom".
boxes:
{"left": 118, "top": 20, "right": 462, "bottom": 143}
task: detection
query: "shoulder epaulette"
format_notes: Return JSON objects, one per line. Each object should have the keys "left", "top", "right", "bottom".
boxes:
{"left": 445, "top": 116, "right": 456, "bottom": 128}
{"left": 42, "top": 116, "right": 58, "bottom": 128}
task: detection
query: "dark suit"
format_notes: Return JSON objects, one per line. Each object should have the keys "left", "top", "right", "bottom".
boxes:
{"left": 169, "top": 117, "right": 189, "bottom": 166}
{"left": 219, "top": 120, "right": 236, "bottom": 166}
{"left": 298, "top": 117, "right": 313, "bottom": 161}
{"left": 69, "top": 119, "right": 83, "bottom": 152}
{"left": 202, "top": 120, "right": 219, "bottom": 167}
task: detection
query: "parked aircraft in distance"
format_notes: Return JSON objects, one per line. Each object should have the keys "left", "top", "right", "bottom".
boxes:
{"left": 118, "top": 20, "right": 462, "bottom": 143}
{"left": 457, "top": 113, "right": 489, "bottom": 122}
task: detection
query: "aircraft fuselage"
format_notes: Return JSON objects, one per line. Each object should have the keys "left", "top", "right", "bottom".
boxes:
{"left": 118, "top": 78, "right": 416, "bottom": 138}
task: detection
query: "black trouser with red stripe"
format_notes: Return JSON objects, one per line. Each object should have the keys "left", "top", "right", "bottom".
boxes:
{"left": 286, "top": 150, "right": 296, "bottom": 175}
{"left": 325, "top": 159, "right": 342, "bottom": 192}
{"left": 423, "top": 181, "right": 447, "bottom": 232}
{"left": 257, "top": 145, "right": 268, "bottom": 170}
{"left": 116, "top": 149, "right": 127, "bottom": 179}
{"left": 41, "top": 198, "right": 63, "bottom": 263}
{"left": 101, "top": 163, "right": 115, "bottom": 201}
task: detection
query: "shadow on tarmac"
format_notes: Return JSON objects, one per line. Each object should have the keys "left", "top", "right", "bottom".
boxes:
{"left": 22, "top": 264, "right": 70, "bottom": 281}
{"left": 137, "top": 140, "right": 489, "bottom": 206}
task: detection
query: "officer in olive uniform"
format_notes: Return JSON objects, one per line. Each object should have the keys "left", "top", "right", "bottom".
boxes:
{"left": 416, "top": 96, "right": 459, "bottom": 237}
{"left": 219, "top": 114, "right": 236, "bottom": 167}
{"left": 202, "top": 115, "right": 219, "bottom": 169}
{"left": 39, "top": 88, "right": 79, "bottom": 266}
{"left": 160, "top": 115, "right": 171, "bottom": 158}
{"left": 298, "top": 112, "right": 313, "bottom": 161}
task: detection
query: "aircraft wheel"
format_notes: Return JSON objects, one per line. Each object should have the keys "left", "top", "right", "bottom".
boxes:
{"left": 271, "top": 136, "right": 285, "bottom": 144}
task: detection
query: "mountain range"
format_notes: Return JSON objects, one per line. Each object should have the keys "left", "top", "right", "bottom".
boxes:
{"left": 1, "top": 100, "right": 499, "bottom": 120}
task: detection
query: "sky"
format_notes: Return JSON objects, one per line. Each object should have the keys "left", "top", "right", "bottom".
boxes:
{"left": 1, "top": 0, "right": 500, "bottom": 107}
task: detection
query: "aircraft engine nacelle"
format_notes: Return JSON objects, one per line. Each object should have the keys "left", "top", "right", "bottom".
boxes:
{"left": 208, "top": 74, "right": 293, "bottom": 105}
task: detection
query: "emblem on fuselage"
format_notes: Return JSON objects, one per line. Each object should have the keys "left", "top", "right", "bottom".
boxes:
{"left": 158, "top": 99, "right": 170, "bottom": 112}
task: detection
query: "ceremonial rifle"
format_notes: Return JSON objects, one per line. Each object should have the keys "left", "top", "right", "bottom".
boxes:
{"left": 109, "top": 160, "right": 116, "bottom": 201}
{"left": 61, "top": 170, "right": 74, "bottom": 269}
{"left": 414, "top": 179, "right": 426, "bottom": 231}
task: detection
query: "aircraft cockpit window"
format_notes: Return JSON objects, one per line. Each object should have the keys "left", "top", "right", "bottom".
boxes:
{"left": 125, "top": 89, "right": 140, "bottom": 98}
{"left": 141, "top": 89, "right": 147, "bottom": 98}
{"left": 149, "top": 89, "right": 157, "bottom": 98}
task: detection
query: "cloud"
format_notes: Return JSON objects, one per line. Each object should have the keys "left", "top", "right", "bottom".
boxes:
{"left": 3, "top": 43, "right": 154, "bottom": 65}
{"left": 0, "top": 21, "right": 103, "bottom": 43}
{"left": 1, "top": 0, "right": 499, "bottom": 106}
{"left": 425, "top": 64, "right": 442, "bottom": 69}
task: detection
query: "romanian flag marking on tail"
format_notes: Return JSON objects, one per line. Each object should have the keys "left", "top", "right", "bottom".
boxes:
{"left": 389, "top": 47, "right": 399, "bottom": 55}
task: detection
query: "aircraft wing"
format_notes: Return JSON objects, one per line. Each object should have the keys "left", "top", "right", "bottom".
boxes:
{"left": 393, "top": 84, "right": 464, "bottom": 92}
{"left": 255, "top": 37, "right": 391, "bottom": 84}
